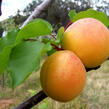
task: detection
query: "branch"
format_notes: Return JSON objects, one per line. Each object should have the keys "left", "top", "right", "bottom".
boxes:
{"left": 21, "top": 0, "right": 54, "bottom": 28}
{"left": 0, "top": 0, "right": 2, "bottom": 16}
{"left": 14, "top": 90, "right": 47, "bottom": 109}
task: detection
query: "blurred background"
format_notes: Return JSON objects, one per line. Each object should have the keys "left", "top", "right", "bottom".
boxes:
{"left": 0, "top": 0, "right": 109, "bottom": 109}
{"left": 0, "top": 0, "right": 109, "bottom": 36}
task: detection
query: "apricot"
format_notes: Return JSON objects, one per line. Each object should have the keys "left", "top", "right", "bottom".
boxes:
{"left": 62, "top": 18, "right": 109, "bottom": 68}
{"left": 40, "top": 50, "right": 86, "bottom": 102}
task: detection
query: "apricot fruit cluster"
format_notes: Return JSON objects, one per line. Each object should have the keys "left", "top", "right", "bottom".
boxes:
{"left": 40, "top": 18, "right": 109, "bottom": 102}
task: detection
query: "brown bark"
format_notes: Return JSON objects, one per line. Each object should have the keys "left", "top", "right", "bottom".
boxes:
{"left": 14, "top": 90, "right": 47, "bottom": 109}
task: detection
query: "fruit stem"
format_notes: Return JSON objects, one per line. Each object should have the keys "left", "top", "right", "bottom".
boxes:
{"left": 50, "top": 33, "right": 63, "bottom": 50}
{"left": 52, "top": 44, "right": 63, "bottom": 51}
{"left": 50, "top": 34, "right": 56, "bottom": 40}
{"left": 64, "top": 21, "right": 72, "bottom": 31}
{"left": 13, "top": 90, "right": 47, "bottom": 109}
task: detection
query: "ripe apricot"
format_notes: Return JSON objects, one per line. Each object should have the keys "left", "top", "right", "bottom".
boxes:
{"left": 62, "top": 18, "right": 109, "bottom": 68}
{"left": 40, "top": 50, "right": 86, "bottom": 102}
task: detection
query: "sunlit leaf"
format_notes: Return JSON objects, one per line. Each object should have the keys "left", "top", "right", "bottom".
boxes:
{"left": 38, "top": 103, "right": 49, "bottom": 109}
{"left": 56, "top": 26, "right": 64, "bottom": 44}
{"left": 0, "top": 29, "right": 19, "bottom": 76}
{"left": 7, "top": 41, "right": 52, "bottom": 88}
{"left": 71, "top": 9, "right": 109, "bottom": 27}
{"left": 68, "top": 10, "right": 77, "bottom": 21}
{"left": 16, "top": 19, "right": 53, "bottom": 42}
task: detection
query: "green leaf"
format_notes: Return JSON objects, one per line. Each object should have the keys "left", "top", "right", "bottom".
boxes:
{"left": 55, "top": 27, "right": 64, "bottom": 44}
{"left": 16, "top": 18, "right": 53, "bottom": 42}
{"left": 42, "top": 38, "right": 51, "bottom": 44}
{"left": 0, "top": 29, "right": 19, "bottom": 53}
{"left": 42, "top": 27, "right": 64, "bottom": 47}
{"left": 43, "top": 99, "right": 49, "bottom": 104}
{"left": 72, "top": 9, "right": 109, "bottom": 27}
{"left": 28, "top": 89, "right": 38, "bottom": 96}
{"left": 38, "top": 103, "right": 49, "bottom": 109}
{"left": 42, "top": 38, "right": 56, "bottom": 45}
{"left": 41, "top": 42, "right": 52, "bottom": 56}
{"left": 68, "top": 10, "right": 77, "bottom": 21}
{"left": 7, "top": 41, "right": 51, "bottom": 88}
{"left": 0, "top": 30, "right": 19, "bottom": 76}
{"left": 47, "top": 48, "right": 56, "bottom": 56}
{"left": 0, "top": 47, "right": 11, "bottom": 76}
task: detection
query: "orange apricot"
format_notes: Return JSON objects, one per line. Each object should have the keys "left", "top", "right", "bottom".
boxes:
{"left": 40, "top": 50, "right": 86, "bottom": 102}
{"left": 62, "top": 18, "right": 109, "bottom": 68}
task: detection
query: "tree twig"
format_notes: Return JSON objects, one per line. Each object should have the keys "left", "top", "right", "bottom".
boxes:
{"left": 14, "top": 90, "right": 47, "bottom": 109}
{"left": 21, "top": 0, "right": 54, "bottom": 28}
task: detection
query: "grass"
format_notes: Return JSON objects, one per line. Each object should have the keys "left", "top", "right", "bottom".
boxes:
{"left": 0, "top": 59, "right": 109, "bottom": 109}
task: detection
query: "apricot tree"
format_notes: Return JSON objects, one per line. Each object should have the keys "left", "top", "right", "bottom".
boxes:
{"left": 0, "top": 0, "right": 109, "bottom": 109}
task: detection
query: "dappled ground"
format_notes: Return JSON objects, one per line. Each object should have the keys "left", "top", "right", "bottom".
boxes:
{"left": 0, "top": 59, "right": 109, "bottom": 109}
{"left": 0, "top": 99, "right": 14, "bottom": 109}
